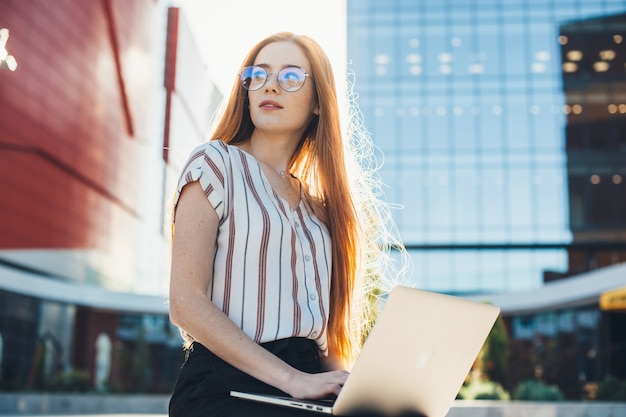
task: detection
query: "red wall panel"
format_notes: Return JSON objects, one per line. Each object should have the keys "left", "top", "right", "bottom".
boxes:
{"left": 0, "top": 0, "right": 159, "bottom": 250}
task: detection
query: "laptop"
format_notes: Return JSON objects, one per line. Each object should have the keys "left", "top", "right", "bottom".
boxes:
{"left": 231, "top": 286, "right": 500, "bottom": 416}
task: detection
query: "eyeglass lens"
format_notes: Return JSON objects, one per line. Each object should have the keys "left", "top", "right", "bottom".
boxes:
{"left": 240, "top": 66, "right": 308, "bottom": 92}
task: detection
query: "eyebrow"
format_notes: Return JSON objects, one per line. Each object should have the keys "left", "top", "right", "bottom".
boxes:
{"left": 253, "top": 63, "right": 305, "bottom": 70}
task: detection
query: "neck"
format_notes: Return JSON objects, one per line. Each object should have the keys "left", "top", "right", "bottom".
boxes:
{"left": 245, "top": 131, "right": 299, "bottom": 174}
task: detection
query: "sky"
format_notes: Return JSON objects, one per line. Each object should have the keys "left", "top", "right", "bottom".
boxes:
{"left": 174, "top": 0, "right": 347, "bottom": 95}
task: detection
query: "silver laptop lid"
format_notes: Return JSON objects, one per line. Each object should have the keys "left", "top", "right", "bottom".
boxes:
{"left": 333, "top": 286, "right": 500, "bottom": 417}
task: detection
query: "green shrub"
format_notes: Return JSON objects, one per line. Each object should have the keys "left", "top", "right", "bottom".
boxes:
{"left": 458, "top": 379, "right": 510, "bottom": 400}
{"left": 481, "top": 315, "right": 509, "bottom": 387}
{"left": 596, "top": 375, "right": 626, "bottom": 401}
{"left": 513, "top": 379, "right": 563, "bottom": 401}
{"left": 51, "top": 369, "right": 91, "bottom": 392}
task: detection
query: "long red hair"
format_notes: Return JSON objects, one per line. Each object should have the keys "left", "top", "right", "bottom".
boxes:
{"left": 210, "top": 32, "right": 359, "bottom": 363}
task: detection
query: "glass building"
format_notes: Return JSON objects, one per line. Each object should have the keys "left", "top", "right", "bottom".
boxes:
{"left": 347, "top": 0, "right": 626, "bottom": 294}
{"left": 347, "top": 0, "right": 626, "bottom": 399}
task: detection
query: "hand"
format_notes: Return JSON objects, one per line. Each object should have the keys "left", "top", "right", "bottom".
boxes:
{"left": 285, "top": 369, "right": 350, "bottom": 400}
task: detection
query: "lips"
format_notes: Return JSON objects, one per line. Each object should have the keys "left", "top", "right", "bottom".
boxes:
{"left": 259, "top": 100, "right": 283, "bottom": 109}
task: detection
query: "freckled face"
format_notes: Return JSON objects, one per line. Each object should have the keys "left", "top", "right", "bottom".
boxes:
{"left": 247, "top": 41, "right": 319, "bottom": 139}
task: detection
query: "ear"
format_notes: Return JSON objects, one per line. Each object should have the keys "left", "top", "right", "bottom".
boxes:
{"left": 313, "top": 105, "right": 320, "bottom": 116}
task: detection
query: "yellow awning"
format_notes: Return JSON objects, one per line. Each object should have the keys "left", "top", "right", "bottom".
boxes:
{"left": 600, "top": 286, "right": 626, "bottom": 311}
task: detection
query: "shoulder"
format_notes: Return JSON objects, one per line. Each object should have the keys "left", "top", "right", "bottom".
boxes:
{"left": 189, "top": 139, "right": 231, "bottom": 160}
{"left": 175, "top": 140, "right": 234, "bottom": 218}
{"left": 181, "top": 140, "right": 237, "bottom": 176}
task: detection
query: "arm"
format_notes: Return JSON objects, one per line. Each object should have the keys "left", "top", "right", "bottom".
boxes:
{"left": 169, "top": 181, "right": 347, "bottom": 399}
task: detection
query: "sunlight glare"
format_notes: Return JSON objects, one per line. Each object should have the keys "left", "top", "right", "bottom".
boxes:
{"left": 174, "top": 0, "right": 347, "bottom": 97}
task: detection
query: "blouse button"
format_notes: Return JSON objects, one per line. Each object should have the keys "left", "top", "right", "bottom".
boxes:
{"left": 311, "top": 331, "right": 318, "bottom": 338}
{"left": 305, "top": 254, "right": 311, "bottom": 261}
{"left": 310, "top": 293, "right": 317, "bottom": 301}
{"left": 295, "top": 221, "right": 300, "bottom": 228}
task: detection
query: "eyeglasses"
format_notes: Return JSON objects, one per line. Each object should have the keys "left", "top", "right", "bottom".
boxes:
{"left": 240, "top": 66, "right": 310, "bottom": 92}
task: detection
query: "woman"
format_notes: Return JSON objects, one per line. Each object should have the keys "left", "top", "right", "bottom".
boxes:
{"left": 168, "top": 32, "right": 407, "bottom": 417}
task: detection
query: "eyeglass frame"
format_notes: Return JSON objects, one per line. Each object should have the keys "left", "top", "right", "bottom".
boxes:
{"left": 239, "top": 65, "right": 312, "bottom": 92}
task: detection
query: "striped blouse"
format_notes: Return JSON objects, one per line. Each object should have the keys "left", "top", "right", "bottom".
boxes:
{"left": 174, "top": 140, "right": 332, "bottom": 354}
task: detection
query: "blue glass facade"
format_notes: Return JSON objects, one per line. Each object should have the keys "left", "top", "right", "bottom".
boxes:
{"left": 347, "top": 0, "right": 626, "bottom": 293}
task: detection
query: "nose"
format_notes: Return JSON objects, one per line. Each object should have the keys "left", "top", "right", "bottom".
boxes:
{"left": 264, "top": 72, "right": 280, "bottom": 92}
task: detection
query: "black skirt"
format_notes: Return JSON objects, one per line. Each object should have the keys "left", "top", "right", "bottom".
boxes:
{"left": 168, "top": 337, "right": 323, "bottom": 417}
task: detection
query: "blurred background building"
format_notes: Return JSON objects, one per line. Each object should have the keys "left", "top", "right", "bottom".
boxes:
{"left": 0, "top": 0, "right": 624, "bottom": 401}
{"left": 347, "top": 0, "right": 625, "bottom": 399}
{"left": 0, "top": 0, "right": 220, "bottom": 392}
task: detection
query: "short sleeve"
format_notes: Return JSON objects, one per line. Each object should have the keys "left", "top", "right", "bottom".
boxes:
{"left": 173, "top": 141, "right": 229, "bottom": 220}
